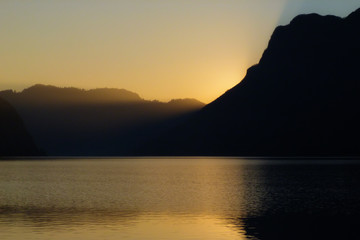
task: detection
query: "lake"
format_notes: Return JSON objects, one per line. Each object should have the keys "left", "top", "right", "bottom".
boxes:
{"left": 1, "top": 158, "right": 360, "bottom": 240}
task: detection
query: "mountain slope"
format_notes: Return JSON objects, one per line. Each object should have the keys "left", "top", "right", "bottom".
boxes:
{"left": 18, "top": 84, "right": 143, "bottom": 103}
{"left": 143, "top": 8, "right": 360, "bottom": 156}
{"left": 0, "top": 97, "right": 41, "bottom": 157}
{"left": 0, "top": 85, "right": 204, "bottom": 156}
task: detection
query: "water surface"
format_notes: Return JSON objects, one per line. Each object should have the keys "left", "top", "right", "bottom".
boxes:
{"left": 1, "top": 158, "right": 359, "bottom": 240}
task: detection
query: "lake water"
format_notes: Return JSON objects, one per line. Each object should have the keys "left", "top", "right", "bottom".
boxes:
{"left": 1, "top": 158, "right": 360, "bottom": 240}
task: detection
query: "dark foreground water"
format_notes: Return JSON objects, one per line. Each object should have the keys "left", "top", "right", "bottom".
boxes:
{"left": 0, "top": 158, "right": 359, "bottom": 240}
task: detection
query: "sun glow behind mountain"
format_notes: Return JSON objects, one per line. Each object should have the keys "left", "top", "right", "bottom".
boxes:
{"left": 1, "top": 0, "right": 359, "bottom": 103}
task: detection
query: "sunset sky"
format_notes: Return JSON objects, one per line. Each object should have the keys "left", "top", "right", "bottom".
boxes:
{"left": 1, "top": 0, "right": 359, "bottom": 103}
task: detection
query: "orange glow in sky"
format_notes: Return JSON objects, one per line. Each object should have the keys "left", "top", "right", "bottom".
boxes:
{"left": 1, "top": 0, "right": 359, "bottom": 103}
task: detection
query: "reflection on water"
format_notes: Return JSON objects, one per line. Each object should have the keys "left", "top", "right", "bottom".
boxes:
{"left": 0, "top": 158, "right": 360, "bottom": 240}
{"left": 1, "top": 209, "right": 244, "bottom": 240}
{"left": 0, "top": 158, "right": 252, "bottom": 240}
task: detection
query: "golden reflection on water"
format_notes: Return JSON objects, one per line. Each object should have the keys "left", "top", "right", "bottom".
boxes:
{"left": 0, "top": 158, "right": 254, "bottom": 240}
{"left": 0, "top": 211, "right": 246, "bottom": 240}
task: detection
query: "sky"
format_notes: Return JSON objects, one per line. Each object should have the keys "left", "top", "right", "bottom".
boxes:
{"left": 1, "top": 0, "right": 359, "bottom": 103}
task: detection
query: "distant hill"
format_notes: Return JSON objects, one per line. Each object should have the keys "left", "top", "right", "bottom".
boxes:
{"left": 0, "top": 97, "right": 41, "bottom": 157}
{"left": 0, "top": 85, "right": 204, "bottom": 156}
{"left": 16, "top": 84, "right": 143, "bottom": 103}
{"left": 142, "top": 8, "right": 360, "bottom": 156}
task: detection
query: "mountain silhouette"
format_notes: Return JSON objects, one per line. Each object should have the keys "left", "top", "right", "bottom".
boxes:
{"left": 141, "top": 8, "right": 360, "bottom": 156}
{"left": 0, "top": 85, "right": 204, "bottom": 156}
{"left": 18, "top": 84, "right": 143, "bottom": 103}
{"left": 0, "top": 97, "right": 41, "bottom": 157}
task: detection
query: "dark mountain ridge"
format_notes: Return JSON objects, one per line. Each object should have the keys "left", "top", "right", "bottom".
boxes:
{"left": 3, "top": 84, "right": 142, "bottom": 104}
{"left": 0, "top": 85, "right": 204, "bottom": 156}
{"left": 142, "top": 8, "right": 360, "bottom": 156}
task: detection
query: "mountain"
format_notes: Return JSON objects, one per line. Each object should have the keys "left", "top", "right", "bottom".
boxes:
{"left": 17, "top": 84, "right": 143, "bottom": 103}
{"left": 0, "top": 85, "right": 204, "bottom": 156}
{"left": 142, "top": 8, "right": 360, "bottom": 156}
{"left": 0, "top": 97, "right": 41, "bottom": 157}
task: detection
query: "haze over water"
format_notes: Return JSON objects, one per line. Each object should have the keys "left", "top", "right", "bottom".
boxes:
{"left": 1, "top": 158, "right": 359, "bottom": 240}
